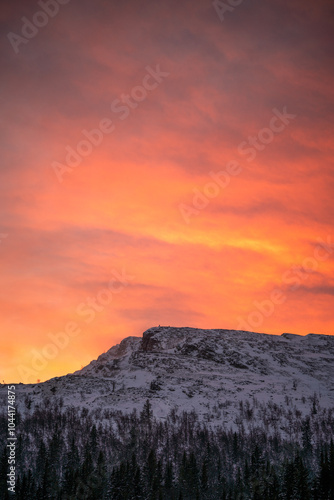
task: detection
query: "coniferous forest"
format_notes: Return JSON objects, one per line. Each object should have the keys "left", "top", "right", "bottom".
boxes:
{"left": 1, "top": 395, "right": 334, "bottom": 499}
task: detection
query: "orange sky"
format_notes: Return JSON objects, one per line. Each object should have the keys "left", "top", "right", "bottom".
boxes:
{"left": 1, "top": 0, "right": 333, "bottom": 383}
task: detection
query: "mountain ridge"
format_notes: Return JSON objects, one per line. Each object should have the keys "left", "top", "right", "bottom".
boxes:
{"left": 75, "top": 326, "right": 334, "bottom": 373}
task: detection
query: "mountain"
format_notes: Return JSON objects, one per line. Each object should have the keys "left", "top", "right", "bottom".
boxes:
{"left": 2, "top": 327, "right": 334, "bottom": 499}
{"left": 5, "top": 326, "right": 334, "bottom": 427}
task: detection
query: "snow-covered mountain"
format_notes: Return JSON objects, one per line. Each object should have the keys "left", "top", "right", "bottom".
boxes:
{"left": 5, "top": 327, "right": 334, "bottom": 426}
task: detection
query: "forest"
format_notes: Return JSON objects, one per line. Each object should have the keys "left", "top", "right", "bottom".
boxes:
{"left": 0, "top": 394, "right": 334, "bottom": 499}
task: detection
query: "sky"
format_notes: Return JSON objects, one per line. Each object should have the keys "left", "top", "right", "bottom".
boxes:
{"left": 0, "top": 0, "right": 334, "bottom": 383}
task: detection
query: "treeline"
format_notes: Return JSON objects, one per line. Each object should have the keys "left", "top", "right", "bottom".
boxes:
{"left": 0, "top": 397, "right": 334, "bottom": 499}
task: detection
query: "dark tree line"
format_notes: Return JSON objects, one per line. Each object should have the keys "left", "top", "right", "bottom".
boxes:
{"left": 0, "top": 396, "right": 333, "bottom": 499}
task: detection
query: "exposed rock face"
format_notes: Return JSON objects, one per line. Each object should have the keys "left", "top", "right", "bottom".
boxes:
{"left": 141, "top": 328, "right": 162, "bottom": 352}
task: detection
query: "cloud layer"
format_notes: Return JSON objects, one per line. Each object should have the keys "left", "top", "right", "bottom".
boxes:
{"left": 1, "top": 0, "right": 333, "bottom": 382}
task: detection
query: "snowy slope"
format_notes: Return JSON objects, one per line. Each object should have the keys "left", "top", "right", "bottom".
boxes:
{"left": 2, "top": 327, "right": 334, "bottom": 427}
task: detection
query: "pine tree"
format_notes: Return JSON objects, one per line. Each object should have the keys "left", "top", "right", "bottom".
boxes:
{"left": 141, "top": 399, "right": 153, "bottom": 427}
{"left": 319, "top": 449, "right": 330, "bottom": 499}
{"left": 201, "top": 461, "right": 208, "bottom": 492}
{"left": 164, "top": 460, "right": 173, "bottom": 491}
{"left": 302, "top": 417, "right": 312, "bottom": 455}
{"left": 294, "top": 455, "right": 310, "bottom": 500}
{"left": 283, "top": 460, "right": 295, "bottom": 500}
{"left": 329, "top": 440, "right": 334, "bottom": 500}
